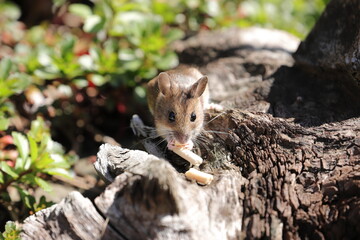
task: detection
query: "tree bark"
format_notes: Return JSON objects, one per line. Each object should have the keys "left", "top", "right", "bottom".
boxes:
{"left": 20, "top": 0, "right": 360, "bottom": 239}
{"left": 21, "top": 110, "right": 360, "bottom": 239}
{"left": 205, "top": 110, "right": 360, "bottom": 239}
{"left": 294, "top": 0, "right": 360, "bottom": 89}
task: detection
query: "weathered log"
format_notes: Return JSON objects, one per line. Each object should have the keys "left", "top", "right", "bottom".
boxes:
{"left": 205, "top": 110, "right": 360, "bottom": 239}
{"left": 94, "top": 143, "right": 245, "bottom": 240}
{"left": 21, "top": 110, "right": 359, "bottom": 239}
{"left": 20, "top": 191, "right": 118, "bottom": 240}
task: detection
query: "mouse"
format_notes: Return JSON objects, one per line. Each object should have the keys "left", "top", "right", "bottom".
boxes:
{"left": 147, "top": 67, "right": 210, "bottom": 150}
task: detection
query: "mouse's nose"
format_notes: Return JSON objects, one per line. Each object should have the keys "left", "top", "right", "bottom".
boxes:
{"left": 175, "top": 133, "right": 190, "bottom": 144}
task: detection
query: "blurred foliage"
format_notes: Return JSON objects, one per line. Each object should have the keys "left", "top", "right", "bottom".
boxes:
{"left": 0, "top": 58, "right": 31, "bottom": 131}
{"left": 239, "top": 0, "right": 330, "bottom": 38}
{"left": 0, "top": 117, "right": 74, "bottom": 218}
{"left": 0, "top": 221, "right": 21, "bottom": 240}
{"left": 0, "top": 0, "right": 328, "bottom": 227}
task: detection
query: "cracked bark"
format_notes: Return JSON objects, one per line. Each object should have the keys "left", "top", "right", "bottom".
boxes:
{"left": 206, "top": 110, "right": 360, "bottom": 239}
{"left": 20, "top": 110, "right": 360, "bottom": 239}
{"left": 20, "top": 0, "right": 360, "bottom": 239}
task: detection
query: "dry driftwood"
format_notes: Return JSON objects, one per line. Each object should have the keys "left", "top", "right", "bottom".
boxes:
{"left": 94, "top": 143, "right": 245, "bottom": 240}
{"left": 20, "top": 111, "right": 360, "bottom": 239}
{"left": 21, "top": 191, "right": 118, "bottom": 240}
{"left": 20, "top": 0, "right": 360, "bottom": 239}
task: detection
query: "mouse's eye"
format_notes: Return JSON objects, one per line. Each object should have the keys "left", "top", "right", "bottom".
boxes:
{"left": 168, "top": 111, "right": 176, "bottom": 122}
{"left": 190, "top": 112, "right": 196, "bottom": 122}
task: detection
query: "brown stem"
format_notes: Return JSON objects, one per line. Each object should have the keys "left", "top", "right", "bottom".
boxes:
{"left": 0, "top": 169, "right": 33, "bottom": 192}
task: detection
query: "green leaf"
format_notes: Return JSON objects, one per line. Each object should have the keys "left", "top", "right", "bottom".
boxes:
{"left": 12, "top": 132, "right": 29, "bottom": 160}
{"left": 0, "top": 117, "right": 9, "bottom": 131}
{"left": 16, "top": 187, "right": 34, "bottom": 209}
{"left": 97, "top": 0, "right": 113, "bottom": 19}
{"left": 60, "top": 35, "right": 76, "bottom": 57}
{"left": 1, "top": 3, "right": 21, "bottom": 20}
{"left": 35, "top": 196, "right": 53, "bottom": 212}
{"left": 34, "top": 177, "right": 52, "bottom": 192}
{"left": 43, "top": 168, "right": 72, "bottom": 178}
{"left": 134, "top": 86, "right": 146, "bottom": 98}
{"left": 0, "top": 82, "right": 13, "bottom": 98}
{"left": 84, "top": 15, "right": 105, "bottom": 33}
{"left": 89, "top": 47, "right": 101, "bottom": 61}
{"left": 122, "top": 59, "right": 143, "bottom": 71}
{"left": 14, "top": 156, "right": 24, "bottom": 171}
{"left": 14, "top": 155, "right": 31, "bottom": 171}
{"left": 46, "top": 140, "right": 65, "bottom": 155}
{"left": 39, "top": 134, "right": 51, "bottom": 153}
{"left": 26, "top": 26, "right": 46, "bottom": 45}
{"left": 4, "top": 221, "right": 16, "bottom": 232}
{"left": 0, "top": 161, "right": 18, "bottom": 178}
{"left": 111, "top": 11, "right": 159, "bottom": 38}
{"left": 0, "top": 171, "right": 4, "bottom": 184}
{"left": 49, "top": 154, "right": 70, "bottom": 168}
{"left": 118, "top": 48, "right": 137, "bottom": 61}
{"left": 6, "top": 73, "right": 31, "bottom": 94}
{"left": 34, "top": 69, "right": 60, "bottom": 80}
{"left": 28, "top": 135, "right": 38, "bottom": 162}
{"left": 140, "top": 67, "right": 157, "bottom": 79}
{"left": 73, "top": 78, "right": 88, "bottom": 89}
{"left": 2, "top": 221, "right": 21, "bottom": 240}
{"left": 23, "top": 156, "right": 32, "bottom": 171}
{"left": 90, "top": 74, "right": 107, "bottom": 86}
{"left": 0, "top": 58, "right": 12, "bottom": 80}
{"left": 155, "top": 51, "right": 179, "bottom": 70}
{"left": 28, "top": 116, "right": 47, "bottom": 142}
{"left": 165, "top": 29, "right": 184, "bottom": 43}
{"left": 69, "top": 4, "right": 92, "bottom": 19}
{"left": 24, "top": 195, "right": 33, "bottom": 209}
{"left": 21, "top": 173, "right": 37, "bottom": 186}
{"left": 78, "top": 55, "right": 94, "bottom": 70}
{"left": 28, "top": 137, "right": 38, "bottom": 160}
{"left": 34, "top": 152, "right": 53, "bottom": 169}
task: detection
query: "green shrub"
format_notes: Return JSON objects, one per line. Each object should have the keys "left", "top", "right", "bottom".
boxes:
{"left": 239, "top": 0, "right": 330, "bottom": 38}
{"left": 0, "top": 58, "right": 32, "bottom": 130}
{"left": 0, "top": 116, "right": 74, "bottom": 216}
{"left": 0, "top": 221, "right": 21, "bottom": 240}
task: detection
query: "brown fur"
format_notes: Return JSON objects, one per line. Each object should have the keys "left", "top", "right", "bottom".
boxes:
{"left": 147, "top": 67, "right": 209, "bottom": 144}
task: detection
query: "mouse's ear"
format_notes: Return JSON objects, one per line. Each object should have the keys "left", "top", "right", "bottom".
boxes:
{"left": 158, "top": 72, "right": 178, "bottom": 96}
{"left": 158, "top": 72, "right": 171, "bottom": 96}
{"left": 189, "top": 76, "right": 208, "bottom": 98}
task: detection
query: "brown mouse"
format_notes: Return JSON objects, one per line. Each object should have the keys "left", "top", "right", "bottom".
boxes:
{"left": 147, "top": 67, "right": 209, "bottom": 149}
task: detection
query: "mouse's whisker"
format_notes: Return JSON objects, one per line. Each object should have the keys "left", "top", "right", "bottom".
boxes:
{"left": 195, "top": 134, "right": 208, "bottom": 140}
{"left": 194, "top": 135, "right": 210, "bottom": 144}
{"left": 197, "top": 133, "right": 209, "bottom": 142}
{"left": 193, "top": 138, "right": 211, "bottom": 152}
{"left": 139, "top": 131, "right": 170, "bottom": 144}
{"left": 204, "top": 111, "right": 227, "bottom": 126}
{"left": 202, "top": 130, "right": 229, "bottom": 135}
{"left": 155, "top": 137, "right": 168, "bottom": 147}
